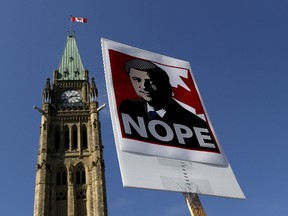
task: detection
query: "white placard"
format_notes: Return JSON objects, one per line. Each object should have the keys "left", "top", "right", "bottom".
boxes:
{"left": 101, "top": 38, "right": 245, "bottom": 198}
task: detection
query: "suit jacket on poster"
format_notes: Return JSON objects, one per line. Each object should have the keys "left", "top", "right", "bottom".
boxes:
{"left": 119, "top": 99, "right": 216, "bottom": 151}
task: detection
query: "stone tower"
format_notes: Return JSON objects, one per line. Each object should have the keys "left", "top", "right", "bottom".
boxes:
{"left": 33, "top": 32, "right": 108, "bottom": 216}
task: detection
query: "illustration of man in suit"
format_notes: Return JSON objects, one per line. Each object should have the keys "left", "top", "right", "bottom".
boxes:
{"left": 120, "top": 59, "right": 217, "bottom": 151}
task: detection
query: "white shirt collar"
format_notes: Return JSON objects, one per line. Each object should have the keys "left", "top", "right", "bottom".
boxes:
{"left": 146, "top": 103, "right": 166, "bottom": 118}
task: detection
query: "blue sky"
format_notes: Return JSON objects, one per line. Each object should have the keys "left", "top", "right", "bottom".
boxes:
{"left": 1, "top": 0, "right": 288, "bottom": 215}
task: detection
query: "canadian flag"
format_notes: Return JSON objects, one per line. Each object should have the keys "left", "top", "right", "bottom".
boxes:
{"left": 71, "top": 16, "right": 87, "bottom": 23}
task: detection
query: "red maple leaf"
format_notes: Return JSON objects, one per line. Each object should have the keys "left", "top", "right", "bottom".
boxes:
{"left": 172, "top": 71, "right": 205, "bottom": 115}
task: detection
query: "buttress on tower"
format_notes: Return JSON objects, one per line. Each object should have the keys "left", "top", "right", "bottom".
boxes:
{"left": 33, "top": 32, "right": 108, "bottom": 216}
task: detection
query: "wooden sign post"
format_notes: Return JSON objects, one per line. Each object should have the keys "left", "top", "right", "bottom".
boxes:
{"left": 184, "top": 193, "right": 206, "bottom": 216}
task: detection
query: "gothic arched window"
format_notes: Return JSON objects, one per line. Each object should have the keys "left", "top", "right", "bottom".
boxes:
{"left": 64, "top": 126, "right": 69, "bottom": 150}
{"left": 75, "top": 165, "right": 86, "bottom": 185}
{"left": 74, "top": 164, "right": 87, "bottom": 216}
{"left": 54, "top": 127, "right": 60, "bottom": 151}
{"left": 72, "top": 125, "right": 78, "bottom": 150}
{"left": 56, "top": 167, "right": 67, "bottom": 186}
{"left": 55, "top": 166, "right": 68, "bottom": 216}
{"left": 81, "top": 125, "right": 88, "bottom": 150}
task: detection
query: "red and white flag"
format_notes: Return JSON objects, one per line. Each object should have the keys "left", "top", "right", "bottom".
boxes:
{"left": 71, "top": 16, "right": 87, "bottom": 23}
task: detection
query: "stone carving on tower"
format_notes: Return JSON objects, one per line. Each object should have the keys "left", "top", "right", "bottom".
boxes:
{"left": 33, "top": 32, "right": 108, "bottom": 216}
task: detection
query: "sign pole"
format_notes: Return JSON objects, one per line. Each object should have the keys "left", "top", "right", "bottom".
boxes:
{"left": 184, "top": 193, "right": 206, "bottom": 216}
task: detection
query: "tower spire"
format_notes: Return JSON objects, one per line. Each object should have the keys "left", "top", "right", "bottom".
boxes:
{"left": 56, "top": 32, "right": 86, "bottom": 81}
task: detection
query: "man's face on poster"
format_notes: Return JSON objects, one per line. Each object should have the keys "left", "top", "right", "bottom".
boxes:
{"left": 129, "top": 68, "right": 158, "bottom": 102}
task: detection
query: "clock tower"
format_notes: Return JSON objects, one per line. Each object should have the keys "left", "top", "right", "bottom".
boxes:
{"left": 33, "top": 32, "right": 108, "bottom": 216}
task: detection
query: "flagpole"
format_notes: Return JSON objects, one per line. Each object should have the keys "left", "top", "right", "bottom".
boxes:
{"left": 69, "top": 16, "right": 73, "bottom": 36}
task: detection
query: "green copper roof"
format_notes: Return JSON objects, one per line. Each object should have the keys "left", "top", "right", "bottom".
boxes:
{"left": 57, "top": 32, "right": 85, "bottom": 80}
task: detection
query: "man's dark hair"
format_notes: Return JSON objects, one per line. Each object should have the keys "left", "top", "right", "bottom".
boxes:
{"left": 125, "top": 59, "right": 172, "bottom": 99}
